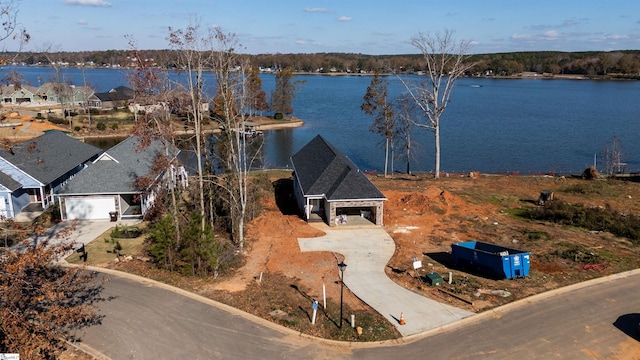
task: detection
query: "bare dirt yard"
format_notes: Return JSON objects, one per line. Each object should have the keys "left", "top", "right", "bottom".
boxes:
{"left": 107, "top": 172, "right": 640, "bottom": 341}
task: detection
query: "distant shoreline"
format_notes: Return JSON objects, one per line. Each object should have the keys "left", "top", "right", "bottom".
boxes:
{"left": 76, "top": 117, "right": 304, "bottom": 141}
{"left": 289, "top": 71, "right": 637, "bottom": 81}
{"left": 7, "top": 64, "right": 638, "bottom": 81}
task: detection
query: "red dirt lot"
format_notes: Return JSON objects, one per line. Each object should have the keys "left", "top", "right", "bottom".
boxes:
{"left": 213, "top": 173, "right": 640, "bottom": 313}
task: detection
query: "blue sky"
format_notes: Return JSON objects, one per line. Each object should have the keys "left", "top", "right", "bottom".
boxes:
{"left": 9, "top": 0, "right": 640, "bottom": 54}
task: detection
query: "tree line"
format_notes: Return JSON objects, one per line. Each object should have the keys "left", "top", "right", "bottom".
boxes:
{"left": 6, "top": 49, "right": 640, "bottom": 78}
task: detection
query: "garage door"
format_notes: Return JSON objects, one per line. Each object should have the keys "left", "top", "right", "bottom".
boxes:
{"left": 64, "top": 196, "right": 116, "bottom": 220}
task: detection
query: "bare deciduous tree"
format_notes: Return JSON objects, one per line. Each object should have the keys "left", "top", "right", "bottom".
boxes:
{"left": 602, "top": 135, "right": 624, "bottom": 177}
{"left": 0, "top": 0, "right": 29, "bottom": 59}
{"left": 394, "top": 96, "right": 419, "bottom": 175}
{"left": 127, "top": 36, "right": 184, "bottom": 249}
{"left": 41, "top": 45, "right": 74, "bottom": 127}
{"left": 210, "top": 28, "right": 263, "bottom": 250}
{"left": 398, "top": 30, "right": 473, "bottom": 178}
{"left": 167, "top": 23, "right": 211, "bottom": 233}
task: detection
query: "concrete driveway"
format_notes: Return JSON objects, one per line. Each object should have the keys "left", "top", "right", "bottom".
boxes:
{"left": 298, "top": 226, "right": 473, "bottom": 337}
{"left": 22, "top": 219, "right": 140, "bottom": 259}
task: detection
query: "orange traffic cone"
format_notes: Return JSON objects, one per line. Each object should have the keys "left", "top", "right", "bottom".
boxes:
{"left": 399, "top": 312, "right": 406, "bottom": 325}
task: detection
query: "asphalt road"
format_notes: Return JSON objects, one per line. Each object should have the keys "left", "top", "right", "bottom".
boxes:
{"left": 79, "top": 270, "right": 640, "bottom": 359}
{"left": 77, "top": 274, "right": 347, "bottom": 359}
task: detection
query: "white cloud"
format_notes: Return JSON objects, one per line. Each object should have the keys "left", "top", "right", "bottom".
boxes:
{"left": 606, "top": 34, "right": 629, "bottom": 40}
{"left": 295, "top": 39, "right": 307, "bottom": 45}
{"left": 542, "top": 30, "right": 560, "bottom": 40}
{"left": 65, "top": 0, "right": 112, "bottom": 6}
{"left": 304, "top": 8, "right": 331, "bottom": 13}
{"left": 337, "top": 16, "right": 352, "bottom": 22}
{"left": 78, "top": 19, "right": 88, "bottom": 25}
{"left": 510, "top": 34, "right": 531, "bottom": 40}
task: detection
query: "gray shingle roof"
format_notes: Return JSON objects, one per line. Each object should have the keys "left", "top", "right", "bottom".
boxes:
{"left": 93, "top": 86, "right": 133, "bottom": 102}
{"left": 0, "top": 171, "right": 22, "bottom": 191}
{"left": 290, "top": 135, "right": 385, "bottom": 201}
{"left": 58, "top": 136, "right": 174, "bottom": 194}
{"left": 0, "top": 131, "right": 102, "bottom": 185}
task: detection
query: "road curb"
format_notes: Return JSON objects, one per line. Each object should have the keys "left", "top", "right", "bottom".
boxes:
{"left": 66, "top": 340, "right": 111, "bottom": 360}
{"left": 399, "top": 268, "right": 640, "bottom": 344}
{"left": 75, "top": 265, "right": 387, "bottom": 350}
{"left": 69, "top": 264, "right": 640, "bottom": 352}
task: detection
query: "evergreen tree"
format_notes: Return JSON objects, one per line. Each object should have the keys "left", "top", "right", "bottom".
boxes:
{"left": 362, "top": 71, "right": 395, "bottom": 177}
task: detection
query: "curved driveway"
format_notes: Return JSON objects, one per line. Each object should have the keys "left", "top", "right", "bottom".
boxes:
{"left": 298, "top": 227, "right": 473, "bottom": 336}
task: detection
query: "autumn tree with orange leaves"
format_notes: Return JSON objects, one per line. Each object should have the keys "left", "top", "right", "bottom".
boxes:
{"left": 0, "top": 3, "right": 103, "bottom": 358}
{"left": 0, "top": 223, "right": 105, "bottom": 359}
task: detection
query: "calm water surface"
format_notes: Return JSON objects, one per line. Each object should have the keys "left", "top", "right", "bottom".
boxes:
{"left": 5, "top": 66, "right": 640, "bottom": 174}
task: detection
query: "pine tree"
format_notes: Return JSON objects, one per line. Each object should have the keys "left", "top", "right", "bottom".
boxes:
{"left": 361, "top": 71, "right": 395, "bottom": 177}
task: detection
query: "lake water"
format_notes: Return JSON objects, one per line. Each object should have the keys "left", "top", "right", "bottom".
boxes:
{"left": 5, "top": 66, "right": 640, "bottom": 175}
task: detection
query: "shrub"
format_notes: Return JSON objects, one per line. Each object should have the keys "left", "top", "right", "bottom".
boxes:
{"left": 526, "top": 230, "right": 549, "bottom": 241}
{"left": 48, "top": 116, "right": 65, "bottom": 125}
{"left": 524, "top": 200, "right": 640, "bottom": 243}
{"left": 74, "top": 126, "right": 81, "bottom": 132}
{"left": 36, "top": 112, "right": 44, "bottom": 119}
{"left": 110, "top": 225, "right": 142, "bottom": 239}
{"left": 110, "top": 123, "right": 119, "bottom": 130}
{"left": 96, "top": 122, "right": 106, "bottom": 130}
{"left": 274, "top": 112, "right": 284, "bottom": 120}
{"left": 553, "top": 243, "right": 604, "bottom": 264}
{"left": 251, "top": 171, "right": 273, "bottom": 192}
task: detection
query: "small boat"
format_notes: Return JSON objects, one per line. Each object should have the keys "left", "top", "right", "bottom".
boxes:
{"left": 232, "top": 127, "right": 263, "bottom": 137}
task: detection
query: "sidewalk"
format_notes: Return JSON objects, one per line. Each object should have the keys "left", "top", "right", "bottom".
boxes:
{"left": 298, "top": 225, "right": 473, "bottom": 337}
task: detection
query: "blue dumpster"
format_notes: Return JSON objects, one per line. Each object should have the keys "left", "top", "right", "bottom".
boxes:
{"left": 451, "top": 241, "right": 530, "bottom": 279}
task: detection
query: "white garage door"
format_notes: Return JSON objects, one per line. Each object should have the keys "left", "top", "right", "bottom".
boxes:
{"left": 64, "top": 196, "right": 116, "bottom": 220}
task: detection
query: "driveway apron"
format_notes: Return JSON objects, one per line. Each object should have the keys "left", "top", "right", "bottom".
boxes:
{"left": 298, "top": 227, "right": 473, "bottom": 336}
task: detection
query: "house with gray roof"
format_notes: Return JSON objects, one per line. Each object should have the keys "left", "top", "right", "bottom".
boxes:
{"left": 0, "top": 171, "right": 22, "bottom": 219}
{"left": 87, "top": 86, "right": 134, "bottom": 110}
{"left": 57, "top": 136, "right": 187, "bottom": 220}
{"left": 0, "top": 130, "right": 103, "bottom": 219}
{"left": 290, "top": 135, "right": 386, "bottom": 226}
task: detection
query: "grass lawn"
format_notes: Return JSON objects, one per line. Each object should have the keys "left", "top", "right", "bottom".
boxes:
{"left": 66, "top": 225, "right": 146, "bottom": 266}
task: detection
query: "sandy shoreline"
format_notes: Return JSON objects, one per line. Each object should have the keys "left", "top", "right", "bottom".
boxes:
{"left": 75, "top": 117, "right": 305, "bottom": 141}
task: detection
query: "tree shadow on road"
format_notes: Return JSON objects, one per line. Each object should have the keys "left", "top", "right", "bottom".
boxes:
{"left": 613, "top": 313, "right": 640, "bottom": 341}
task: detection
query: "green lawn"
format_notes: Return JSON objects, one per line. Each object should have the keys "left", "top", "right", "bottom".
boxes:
{"left": 66, "top": 226, "right": 146, "bottom": 265}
